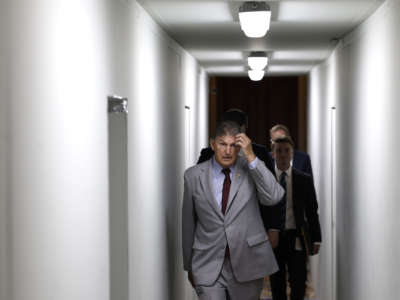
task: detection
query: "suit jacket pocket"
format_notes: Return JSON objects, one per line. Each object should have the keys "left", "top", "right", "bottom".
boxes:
{"left": 247, "top": 233, "right": 268, "bottom": 247}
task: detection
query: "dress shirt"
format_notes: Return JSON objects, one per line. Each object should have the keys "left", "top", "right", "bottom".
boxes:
{"left": 275, "top": 165, "right": 296, "bottom": 230}
{"left": 212, "top": 157, "right": 258, "bottom": 209}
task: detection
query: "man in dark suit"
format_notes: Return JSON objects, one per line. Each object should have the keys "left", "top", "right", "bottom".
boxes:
{"left": 269, "top": 124, "right": 313, "bottom": 178}
{"left": 197, "top": 109, "right": 280, "bottom": 248}
{"left": 266, "top": 136, "right": 322, "bottom": 300}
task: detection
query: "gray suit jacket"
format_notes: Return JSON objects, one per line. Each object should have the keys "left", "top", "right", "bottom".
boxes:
{"left": 182, "top": 156, "right": 284, "bottom": 285}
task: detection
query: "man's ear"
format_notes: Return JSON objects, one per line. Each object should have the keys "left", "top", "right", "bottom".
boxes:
{"left": 210, "top": 138, "right": 215, "bottom": 151}
{"left": 271, "top": 143, "right": 276, "bottom": 158}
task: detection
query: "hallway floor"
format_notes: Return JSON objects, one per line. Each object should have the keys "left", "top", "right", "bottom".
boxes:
{"left": 260, "top": 276, "right": 315, "bottom": 300}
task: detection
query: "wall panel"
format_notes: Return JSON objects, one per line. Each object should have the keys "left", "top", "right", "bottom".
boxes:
{"left": 7, "top": 1, "right": 113, "bottom": 299}
{"left": 128, "top": 3, "right": 207, "bottom": 300}
{"left": 309, "top": 1, "right": 400, "bottom": 299}
{"left": 1, "top": 1, "right": 207, "bottom": 299}
{"left": 0, "top": 1, "right": 9, "bottom": 299}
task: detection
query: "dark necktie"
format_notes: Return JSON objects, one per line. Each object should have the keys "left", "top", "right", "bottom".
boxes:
{"left": 279, "top": 171, "right": 287, "bottom": 230}
{"left": 221, "top": 168, "right": 231, "bottom": 259}
{"left": 221, "top": 168, "right": 231, "bottom": 215}
{"left": 279, "top": 171, "right": 287, "bottom": 191}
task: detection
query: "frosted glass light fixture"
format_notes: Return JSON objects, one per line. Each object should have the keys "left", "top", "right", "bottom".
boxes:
{"left": 248, "top": 70, "right": 264, "bottom": 81}
{"left": 239, "top": 2, "right": 271, "bottom": 38}
{"left": 248, "top": 51, "right": 268, "bottom": 70}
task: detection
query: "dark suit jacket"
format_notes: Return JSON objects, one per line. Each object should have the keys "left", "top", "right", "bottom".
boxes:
{"left": 262, "top": 168, "right": 322, "bottom": 254}
{"left": 293, "top": 150, "right": 313, "bottom": 178}
{"left": 196, "top": 144, "right": 281, "bottom": 230}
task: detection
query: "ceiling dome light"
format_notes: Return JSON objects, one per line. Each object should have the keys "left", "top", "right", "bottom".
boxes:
{"left": 239, "top": 2, "right": 271, "bottom": 38}
{"left": 248, "top": 69, "right": 264, "bottom": 81}
{"left": 248, "top": 51, "right": 268, "bottom": 70}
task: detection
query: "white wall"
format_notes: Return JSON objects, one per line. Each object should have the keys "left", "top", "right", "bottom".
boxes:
{"left": 128, "top": 3, "right": 207, "bottom": 300}
{"left": 0, "top": 1, "right": 9, "bottom": 299}
{"left": 181, "top": 51, "right": 209, "bottom": 162}
{"left": 308, "top": 1, "right": 400, "bottom": 299}
{"left": 6, "top": 1, "right": 113, "bottom": 299}
{"left": 195, "top": 69, "right": 209, "bottom": 158}
{"left": 309, "top": 50, "right": 339, "bottom": 300}
{"left": 0, "top": 0, "right": 208, "bottom": 300}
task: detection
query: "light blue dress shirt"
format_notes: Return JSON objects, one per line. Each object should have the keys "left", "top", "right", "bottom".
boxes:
{"left": 211, "top": 156, "right": 258, "bottom": 209}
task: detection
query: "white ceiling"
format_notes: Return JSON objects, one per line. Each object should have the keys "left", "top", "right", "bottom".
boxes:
{"left": 137, "top": 0, "right": 384, "bottom": 75}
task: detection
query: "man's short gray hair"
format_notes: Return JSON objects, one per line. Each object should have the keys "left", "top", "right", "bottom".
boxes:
{"left": 270, "top": 124, "right": 290, "bottom": 136}
{"left": 212, "top": 120, "right": 242, "bottom": 139}
{"left": 271, "top": 136, "right": 294, "bottom": 151}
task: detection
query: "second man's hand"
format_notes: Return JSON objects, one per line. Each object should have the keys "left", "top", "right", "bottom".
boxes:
{"left": 268, "top": 230, "right": 279, "bottom": 249}
{"left": 235, "top": 133, "right": 256, "bottom": 163}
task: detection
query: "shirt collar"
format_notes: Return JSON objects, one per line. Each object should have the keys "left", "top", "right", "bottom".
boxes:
{"left": 275, "top": 164, "right": 291, "bottom": 179}
{"left": 212, "top": 156, "right": 236, "bottom": 175}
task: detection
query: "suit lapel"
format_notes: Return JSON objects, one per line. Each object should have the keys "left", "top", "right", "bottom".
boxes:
{"left": 291, "top": 169, "right": 301, "bottom": 224}
{"left": 199, "top": 160, "right": 224, "bottom": 220}
{"left": 225, "top": 157, "right": 247, "bottom": 215}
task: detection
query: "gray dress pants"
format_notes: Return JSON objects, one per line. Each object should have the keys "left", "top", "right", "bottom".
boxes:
{"left": 195, "top": 257, "right": 264, "bottom": 300}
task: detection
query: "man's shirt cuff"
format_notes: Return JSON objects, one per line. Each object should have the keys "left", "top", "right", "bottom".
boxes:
{"left": 248, "top": 157, "right": 258, "bottom": 169}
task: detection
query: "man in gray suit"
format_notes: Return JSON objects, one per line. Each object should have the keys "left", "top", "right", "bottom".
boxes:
{"left": 182, "top": 121, "right": 285, "bottom": 300}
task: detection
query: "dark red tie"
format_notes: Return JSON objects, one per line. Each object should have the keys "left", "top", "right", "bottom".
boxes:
{"left": 221, "top": 168, "right": 231, "bottom": 259}
{"left": 221, "top": 168, "right": 231, "bottom": 215}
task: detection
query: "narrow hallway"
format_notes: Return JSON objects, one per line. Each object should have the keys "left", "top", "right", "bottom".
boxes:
{"left": 1, "top": 1, "right": 399, "bottom": 300}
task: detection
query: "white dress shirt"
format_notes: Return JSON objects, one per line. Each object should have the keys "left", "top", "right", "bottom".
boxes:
{"left": 275, "top": 165, "right": 296, "bottom": 230}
